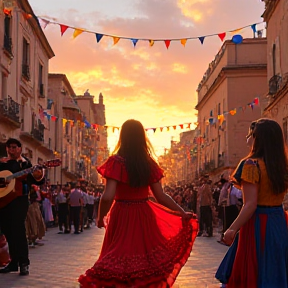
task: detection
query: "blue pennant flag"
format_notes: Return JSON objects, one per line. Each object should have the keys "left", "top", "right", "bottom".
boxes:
{"left": 96, "top": 33, "right": 103, "bottom": 43}
{"left": 251, "top": 24, "right": 257, "bottom": 33}
{"left": 131, "top": 38, "right": 138, "bottom": 47}
{"left": 198, "top": 36, "right": 205, "bottom": 45}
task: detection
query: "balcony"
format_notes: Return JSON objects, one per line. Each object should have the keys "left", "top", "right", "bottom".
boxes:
{"left": 269, "top": 74, "right": 282, "bottom": 95}
{"left": 22, "top": 64, "right": 30, "bottom": 81}
{"left": 204, "top": 160, "right": 215, "bottom": 172}
{"left": 31, "top": 126, "right": 44, "bottom": 142}
{"left": 3, "top": 35, "right": 13, "bottom": 59}
{"left": 0, "top": 96, "right": 21, "bottom": 127}
{"left": 20, "top": 122, "right": 45, "bottom": 144}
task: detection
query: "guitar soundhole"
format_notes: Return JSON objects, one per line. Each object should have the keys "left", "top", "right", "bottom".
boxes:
{"left": 0, "top": 178, "right": 7, "bottom": 188}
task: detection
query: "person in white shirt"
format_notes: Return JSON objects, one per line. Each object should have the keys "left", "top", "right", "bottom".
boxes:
{"left": 69, "top": 182, "right": 83, "bottom": 234}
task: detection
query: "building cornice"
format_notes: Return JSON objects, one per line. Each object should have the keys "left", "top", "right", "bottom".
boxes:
{"left": 261, "top": 0, "right": 279, "bottom": 23}
{"left": 195, "top": 64, "right": 267, "bottom": 110}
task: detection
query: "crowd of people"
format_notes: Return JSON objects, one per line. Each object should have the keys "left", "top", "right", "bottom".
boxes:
{"left": 25, "top": 180, "right": 103, "bottom": 245}
{"left": 2, "top": 118, "right": 288, "bottom": 288}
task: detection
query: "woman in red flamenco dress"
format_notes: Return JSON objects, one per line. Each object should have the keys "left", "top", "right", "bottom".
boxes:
{"left": 79, "top": 119, "right": 198, "bottom": 288}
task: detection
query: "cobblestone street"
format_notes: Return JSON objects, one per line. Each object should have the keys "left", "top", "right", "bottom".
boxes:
{"left": 0, "top": 227, "right": 228, "bottom": 288}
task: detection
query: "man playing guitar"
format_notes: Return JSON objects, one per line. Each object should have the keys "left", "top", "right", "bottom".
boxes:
{"left": 0, "top": 138, "right": 45, "bottom": 276}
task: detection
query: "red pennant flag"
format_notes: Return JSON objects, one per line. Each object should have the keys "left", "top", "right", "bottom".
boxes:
{"left": 179, "top": 124, "right": 184, "bottom": 129}
{"left": 187, "top": 123, "right": 191, "bottom": 129}
{"left": 173, "top": 125, "right": 177, "bottom": 130}
{"left": 218, "top": 32, "right": 226, "bottom": 42}
{"left": 3, "top": 9, "right": 12, "bottom": 16}
{"left": 23, "top": 12, "right": 32, "bottom": 20}
{"left": 254, "top": 97, "right": 259, "bottom": 105}
{"left": 160, "top": 127, "right": 164, "bottom": 132}
{"left": 164, "top": 40, "right": 171, "bottom": 49}
{"left": 60, "top": 24, "right": 69, "bottom": 36}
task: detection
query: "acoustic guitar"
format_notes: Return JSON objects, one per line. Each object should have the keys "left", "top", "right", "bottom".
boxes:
{"left": 0, "top": 159, "right": 61, "bottom": 207}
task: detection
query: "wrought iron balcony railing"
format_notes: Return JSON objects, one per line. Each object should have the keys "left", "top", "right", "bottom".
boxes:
{"left": 269, "top": 74, "right": 282, "bottom": 95}
{"left": 31, "top": 123, "right": 45, "bottom": 142}
{"left": 0, "top": 96, "right": 20, "bottom": 124}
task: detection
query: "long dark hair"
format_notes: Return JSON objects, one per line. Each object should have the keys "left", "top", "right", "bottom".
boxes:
{"left": 112, "top": 119, "right": 158, "bottom": 187}
{"left": 247, "top": 118, "right": 288, "bottom": 195}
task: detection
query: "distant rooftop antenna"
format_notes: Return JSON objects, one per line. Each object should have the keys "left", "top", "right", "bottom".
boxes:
{"left": 84, "top": 89, "right": 90, "bottom": 96}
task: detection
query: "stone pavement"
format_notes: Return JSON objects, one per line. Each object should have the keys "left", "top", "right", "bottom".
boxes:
{"left": 0, "top": 227, "right": 228, "bottom": 288}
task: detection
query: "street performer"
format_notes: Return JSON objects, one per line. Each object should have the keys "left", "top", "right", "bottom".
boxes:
{"left": 0, "top": 138, "right": 45, "bottom": 276}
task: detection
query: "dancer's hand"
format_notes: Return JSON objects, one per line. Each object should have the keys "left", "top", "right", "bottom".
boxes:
{"left": 222, "top": 229, "right": 237, "bottom": 246}
{"left": 181, "top": 212, "right": 193, "bottom": 226}
{"left": 97, "top": 218, "right": 105, "bottom": 229}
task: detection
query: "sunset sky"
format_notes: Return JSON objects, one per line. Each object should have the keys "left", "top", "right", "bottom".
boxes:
{"left": 28, "top": 0, "right": 265, "bottom": 156}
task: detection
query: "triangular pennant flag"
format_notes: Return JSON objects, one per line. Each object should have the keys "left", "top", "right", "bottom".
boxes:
{"left": 152, "top": 128, "right": 156, "bottom": 133}
{"left": 95, "top": 33, "right": 103, "bottom": 43}
{"left": 187, "top": 123, "right": 191, "bottom": 129}
{"left": 113, "top": 36, "right": 120, "bottom": 45}
{"left": 149, "top": 40, "right": 154, "bottom": 47}
{"left": 180, "top": 39, "right": 187, "bottom": 47}
{"left": 218, "top": 32, "right": 226, "bottom": 42}
{"left": 173, "top": 125, "right": 177, "bottom": 130}
{"left": 250, "top": 103, "right": 254, "bottom": 110}
{"left": 60, "top": 24, "right": 69, "bottom": 36}
{"left": 198, "top": 36, "right": 205, "bottom": 45}
{"left": 73, "top": 28, "right": 84, "bottom": 39}
{"left": 230, "top": 28, "right": 242, "bottom": 35}
{"left": 229, "top": 109, "right": 237, "bottom": 116}
{"left": 39, "top": 18, "right": 50, "bottom": 29}
{"left": 23, "top": 12, "right": 32, "bottom": 20}
{"left": 160, "top": 127, "right": 164, "bottom": 132}
{"left": 167, "top": 127, "right": 170, "bottom": 131}
{"left": 254, "top": 97, "right": 259, "bottom": 105}
{"left": 3, "top": 9, "right": 12, "bottom": 16}
{"left": 251, "top": 24, "right": 257, "bottom": 33}
{"left": 164, "top": 40, "right": 171, "bottom": 49}
{"left": 179, "top": 124, "right": 184, "bottom": 129}
{"left": 131, "top": 38, "right": 138, "bottom": 47}
{"left": 62, "top": 118, "right": 67, "bottom": 127}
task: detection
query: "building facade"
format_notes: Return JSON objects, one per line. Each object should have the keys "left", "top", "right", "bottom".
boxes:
{"left": 262, "top": 0, "right": 288, "bottom": 142}
{"left": 196, "top": 38, "right": 267, "bottom": 180}
{"left": 0, "top": 0, "right": 54, "bottom": 163}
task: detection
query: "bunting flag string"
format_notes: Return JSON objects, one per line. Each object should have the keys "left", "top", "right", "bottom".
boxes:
{"left": 40, "top": 97, "right": 259, "bottom": 135}
{"left": 36, "top": 15, "right": 264, "bottom": 49}
{"left": 204, "top": 97, "right": 259, "bottom": 126}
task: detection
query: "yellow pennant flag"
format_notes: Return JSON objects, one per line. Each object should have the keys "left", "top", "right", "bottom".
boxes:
{"left": 62, "top": 118, "right": 67, "bottom": 127}
{"left": 113, "top": 37, "right": 120, "bottom": 45}
{"left": 149, "top": 40, "right": 154, "bottom": 47}
{"left": 230, "top": 28, "right": 242, "bottom": 35}
{"left": 181, "top": 39, "right": 187, "bottom": 47}
{"left": 73, "top": 29, "right": 84, "bottom": 39}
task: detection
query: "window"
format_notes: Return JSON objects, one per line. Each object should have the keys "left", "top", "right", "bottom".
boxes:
{"left": 39, "top": 63, "right": 44, "bottom": 97}
{"left": 272, "top": 43, "right": 276, "bottom": 76}
{"left": 3, "top": 14, "right": 12, "bottom": 57}
{"left": 22, "top": 37, "right": 30, "bottom": 80}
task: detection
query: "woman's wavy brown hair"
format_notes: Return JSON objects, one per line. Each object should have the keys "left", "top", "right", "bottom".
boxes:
{"left": 112, "top": 119, "right": 158, "bottom": 187}
{"left": 247, "top": 118, "right": 288, "bottom": 194}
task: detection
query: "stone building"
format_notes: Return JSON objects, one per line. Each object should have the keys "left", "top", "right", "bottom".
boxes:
{"left": 262, "top": 0, "right": 288, "bottom": 142}
{"left": 0, "top": 0, "right": 54, "bottom": 163}
{"left": 196, "top": 38, "right": 267, "bottom": 181}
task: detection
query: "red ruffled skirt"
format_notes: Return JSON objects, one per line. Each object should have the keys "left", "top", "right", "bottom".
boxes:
{"left": 78, "top": 199, "right": 198, "bottom": 288}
